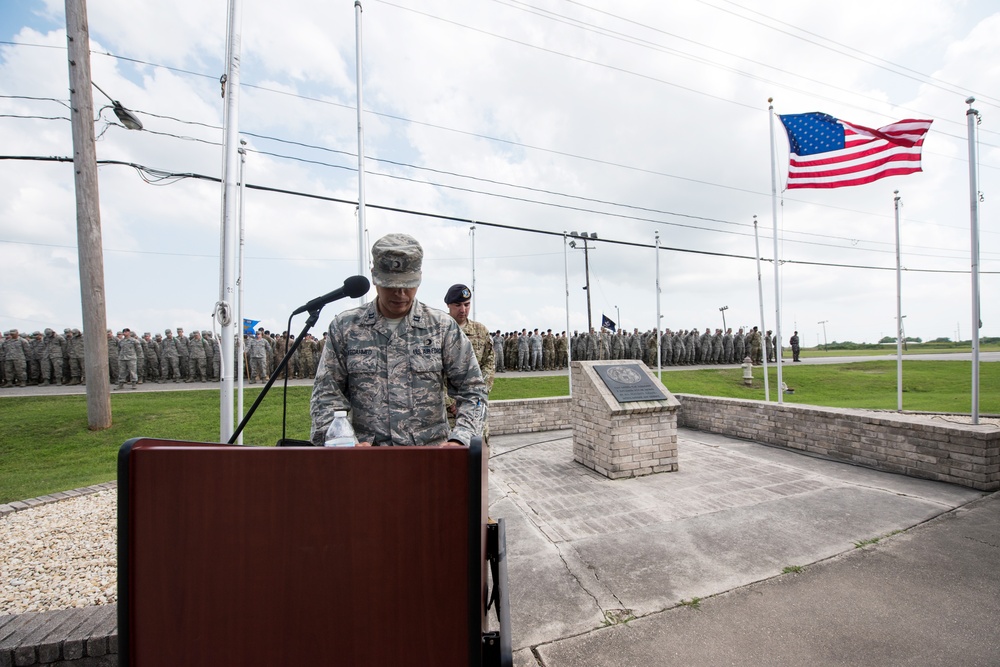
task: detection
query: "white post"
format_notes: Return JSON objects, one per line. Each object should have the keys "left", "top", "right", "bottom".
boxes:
{"left": 966, "top": 98, "right": 981, "bottom": 424}
{"left": 768, "top": 101, "right": 783, "bottom": 403}
{"left": 894, "top": 191, "right": 903, "bottom": 412}
{"left": 218, "top": 0, "right": 243, "bottom": 443}
{"left": 563, "top": 232, "right": 573, "bottom": 396}
{"left": 355, "top": 1, "right": 369, "bottom": 302}
{"left": 655, "top": 231, "right": 662, "bottom": 379}
{"left": 236, "top": 142, "right": 247, "bottom": 444}
{"left": 470, "top": 224, "right": 476, "bottom": 322}
{"left": 754, "top": 216, "right": 770, "bottom": 402}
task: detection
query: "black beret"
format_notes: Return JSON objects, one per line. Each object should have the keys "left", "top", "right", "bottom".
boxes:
{"left": 444, "top": 284, "right": 472, "bottom": 304}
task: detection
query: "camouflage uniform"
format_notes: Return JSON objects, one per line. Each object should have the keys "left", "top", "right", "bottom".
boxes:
{"left": 143, "top": 333, "right": 160, "bottom": 382}
{"left": 723, "top": 329, "right": 734, "bottom": 364}
{"left": 517, "top": 331, "right": 530, "bottom": 371}
{"left": 447, "top": 318, "right": 495, "bottom": 437}
{"left": 175, "top": 329, "right": 191, "bottom": 379}
{"left": 529, "top": 331, "right": 543, "bottom": 370}
{"left": 66, "top": 329, "right": 85, "bottom": 385}
{"left": 116, "top": 331, "right": 141, "bottom": 388}
{"left": 542, "top": 331, "right": 555, "bottom": 369}
{"left": 2, "top": 330, "right": 31, "bottom": 387}
{"left": 310, "top": 297, "right": 486, "bottom": 447}
{"left": 27, "top": 332, "right": 43, "bottom": 384}
{"left": 555, "top": 333, "right": 568, "bottom": 368}
{"left": 40, "top": 329, "right": 65, "bottom": 385}
{"left": 107, "top": 331, "right": 119, "bottom": 383}
{"left": 311, "top": 234, "right": 486, "bottom": 447}
{"left": 188, "top": 331, "right": 208, "bottom": 382}
{"left": 492, "top": 332, "right": 504, "bottom": 372}
{"left": 734, "top": 329, "right": 746, "bottom": 362}
{"left": 160, "top": 330, "right": 181, "bottom": 381}
{"left": 247, "top": 333, "right": 269, "bottom": 383}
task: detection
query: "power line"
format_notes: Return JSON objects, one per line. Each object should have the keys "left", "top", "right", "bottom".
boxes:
{"left": 1, "top": 154, "right": 994, "bottom": 275}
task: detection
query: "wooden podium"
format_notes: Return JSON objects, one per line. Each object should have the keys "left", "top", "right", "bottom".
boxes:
{"left": 118, "top": 438, "right": 511, "bottom": 667}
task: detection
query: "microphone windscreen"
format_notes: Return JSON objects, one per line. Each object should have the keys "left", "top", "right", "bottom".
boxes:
{"left": 344, "top": 275, "right": 371, "bottom": 298}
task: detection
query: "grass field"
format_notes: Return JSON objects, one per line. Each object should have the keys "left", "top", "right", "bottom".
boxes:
{"left": 1, "top": 359, "right": 997, "bottom": 503}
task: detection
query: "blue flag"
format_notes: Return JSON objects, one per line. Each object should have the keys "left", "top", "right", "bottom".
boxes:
{"left": 601, "top": 314, "right": 616, "bottom": 332}
{"left": 243, "top": 319, "right": 260, "bottom": 335}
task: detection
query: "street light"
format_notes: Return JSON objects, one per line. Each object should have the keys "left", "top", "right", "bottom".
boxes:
{"left": 91, "top": 81, "right": 143, "bottom": 131}
{"left": 615, "top": 305, "right": 620, "bottom": 331}
{"left": 719, "top": 305, "right": 728, "bottom": 331}
{"left": 568, "top": 231, "right": 597, "bottom": 332}
{"left": 818, "top": 320, "right": 829, "bottom": 351}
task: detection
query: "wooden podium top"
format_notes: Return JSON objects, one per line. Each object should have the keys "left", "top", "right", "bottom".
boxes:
{"left": 118, "top": 439, "right": 488, "bottom": 667}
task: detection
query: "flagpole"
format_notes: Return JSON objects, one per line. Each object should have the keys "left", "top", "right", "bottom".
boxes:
{"left": 966, "top": 97, "right": 981, "bottom": 424}
{"left": 237, "top": 142, "right": 247, "bottom": 444}
{"left": 894, "top": 191, "right": 903, "bottom": 413}
{"left": 754, "top": 215, "right": 770, "bottom": 402}
{"left": 563, "top": 232, "right": 573, "bottom": 397}
{"left": 217, "top": 0, "right": 243, "bottom": 443}
{"left": 768, "top": 100, "right": 783, "bottom": 403}
{"left": 655, "top": 231, "right": 662, "bottom": 380}
{"left": 470, "top": 224, "right": 476, "bottom": 322}
{"left": 355, "top": 1, "right": 369, "bottom": 303}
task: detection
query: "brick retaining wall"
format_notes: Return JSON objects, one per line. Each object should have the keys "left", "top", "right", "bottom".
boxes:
{"left": 675, "top": 394, "right": 1000, "bottom": 491}
{"left": 489, "top": 396, "right": 571, "bottom": 435}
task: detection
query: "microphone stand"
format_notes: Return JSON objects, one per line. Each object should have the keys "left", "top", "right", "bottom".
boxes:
{"left": 228, "top": 306, "right": 322, "bottom": 445}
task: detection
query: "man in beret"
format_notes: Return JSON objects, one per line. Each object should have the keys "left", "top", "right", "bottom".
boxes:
{"left": 310, "top": 233, "right": 486, "bottom": 447}
{"left": 443, "top": 283, "right": 494, "bottom": 437}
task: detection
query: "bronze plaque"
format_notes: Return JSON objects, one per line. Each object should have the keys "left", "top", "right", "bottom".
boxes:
{"left": 594, "top": 364, "right": 667, "bottom": 403}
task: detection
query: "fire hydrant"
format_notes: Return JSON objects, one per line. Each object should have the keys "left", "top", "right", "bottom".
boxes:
{"left": 742, "top": 356, "right": 753, "bottom": 386}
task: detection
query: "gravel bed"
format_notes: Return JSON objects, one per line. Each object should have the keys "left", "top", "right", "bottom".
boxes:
{"left": 0, "top": 489, "right": 117, "bottom": 615}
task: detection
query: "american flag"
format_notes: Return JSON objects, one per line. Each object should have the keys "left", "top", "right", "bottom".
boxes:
{"left": 778, "top": 112, "right": 932, "bottom": 189}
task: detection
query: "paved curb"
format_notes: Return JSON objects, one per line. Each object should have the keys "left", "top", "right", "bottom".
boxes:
{"left": 0, "top": 482, "right": 117, "bottom": 519}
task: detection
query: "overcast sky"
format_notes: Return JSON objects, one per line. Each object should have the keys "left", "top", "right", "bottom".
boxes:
{"left": 1, "top": 0, "right": 997, "bottom": 346}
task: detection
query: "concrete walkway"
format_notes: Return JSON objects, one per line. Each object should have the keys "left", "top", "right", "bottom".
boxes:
{"left": 488, "top": 429, "right": 999, "bottom": 666}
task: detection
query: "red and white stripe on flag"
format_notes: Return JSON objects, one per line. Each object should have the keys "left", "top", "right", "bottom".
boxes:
{"left": 786, "top": 119, "right": 933, "bottom": 189}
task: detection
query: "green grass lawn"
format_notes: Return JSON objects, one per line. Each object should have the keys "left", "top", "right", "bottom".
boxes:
{"left": 1, "top": 360, "right": 997, "bottom": 503}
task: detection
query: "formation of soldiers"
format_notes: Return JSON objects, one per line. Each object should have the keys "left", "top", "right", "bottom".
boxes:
{"left": 489, "top": 326, "right": 781, "bottom": 372}
{"left": 0, "top": 326, "right": 326, "bottom": 389}
{"left": 2, "top": 321, "right": 785, "bottom": 389}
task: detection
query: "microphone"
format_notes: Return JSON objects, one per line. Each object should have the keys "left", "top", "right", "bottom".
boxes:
{"left": 291, "top": 275, "right": 370, "bottom": 316}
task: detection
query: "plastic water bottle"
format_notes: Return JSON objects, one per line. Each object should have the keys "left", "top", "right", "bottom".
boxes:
{"left": 323, "top": 411, "right": 358, "bottom": 447}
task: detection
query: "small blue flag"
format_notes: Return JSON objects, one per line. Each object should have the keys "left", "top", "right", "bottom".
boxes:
{"left": 243, "top": 319, "right": 260, "bottom": 335}
{"left": 601, "top": 314, "right": 616, "bottom": 332}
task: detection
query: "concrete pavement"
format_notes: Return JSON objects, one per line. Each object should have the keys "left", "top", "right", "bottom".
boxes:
{"left": 487, "top": 428, "right": 998, "bottom": 666}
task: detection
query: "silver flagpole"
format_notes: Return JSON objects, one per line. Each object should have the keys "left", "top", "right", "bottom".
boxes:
{"left": 237, "top": 141, "right": 247, "bottom": 444}
{"left": 894, "top": 191, "right": 903, "bottom": 412}
{"left": 355, "top": 1, "right": 369, "bottom": 302}
{"left": 768, "top": 100, "right": 783, "bottom": 403}
{"left": 470, "top": 225, "right": 476, "bottom": 321}
{"left": 655, "top": 231, "right": 662, "bottom": 380}
{"left": 563, "top": 232, "right": 573, "bottom": 396}
{"left": 966, "top": 98, "right": 981, "bottom": 424}
{"left": 754, "top": 216, "right": 770, "bottom": 402}
{"left": 218, "top": 0, "right": 243, "bottom": 442}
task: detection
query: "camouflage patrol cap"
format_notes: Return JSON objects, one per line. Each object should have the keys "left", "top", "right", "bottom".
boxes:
{"left": 72, "top": 328, "right": 81, "bottom": 335}
{"left": 165, "top": 329, "right": 171, "bottom": 335}
{"left": 45, "top": 328, "right": 54, "bottom": 335}
{"left": 371, "top": 233, "right": 422, "bottom": 288}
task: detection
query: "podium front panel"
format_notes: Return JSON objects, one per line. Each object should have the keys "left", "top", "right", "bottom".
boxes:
{"left": 118, "top": 440, "right": 486, "bottom": 667}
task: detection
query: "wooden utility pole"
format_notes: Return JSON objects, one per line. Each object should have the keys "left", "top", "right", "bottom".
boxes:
{"left": 65, "top": 0, "right": 112, "bottom": 429}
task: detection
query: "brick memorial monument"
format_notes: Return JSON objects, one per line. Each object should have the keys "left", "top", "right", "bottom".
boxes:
{"left": 570, "top": 360, "right": 680, "bottom": 479}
